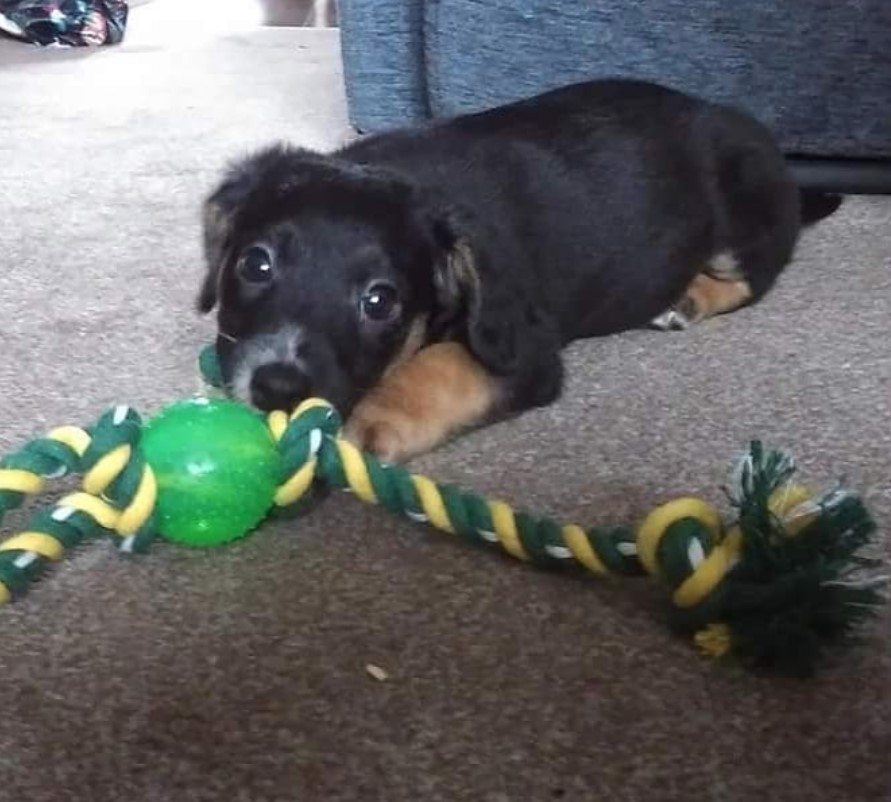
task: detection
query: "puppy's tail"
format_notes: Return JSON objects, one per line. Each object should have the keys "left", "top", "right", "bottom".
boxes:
{"left": 799, "top": 189, "right": 843, "bottom": 226}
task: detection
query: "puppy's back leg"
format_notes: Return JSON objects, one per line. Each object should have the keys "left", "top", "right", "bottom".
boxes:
{"left": 650, "top": 251, "right": 753, "bottom": 330}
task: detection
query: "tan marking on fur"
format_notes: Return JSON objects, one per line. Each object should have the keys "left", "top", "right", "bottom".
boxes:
{"left": 450, "top": 239, "right": 480, "bottom": 289}
{"left": 706, "top": 251, "right": 742, "bottom": 280}
{"left": 436, "top": 238, "right": 480, "bottom": 306}
{"left": 344, "top": 342, "right": 498, "bottom": 462}
{"left": 682, "top": 273, "right": 753, "bottom": 321}
{"left": 383, "top": 315, "right": 428, "bottom": 377}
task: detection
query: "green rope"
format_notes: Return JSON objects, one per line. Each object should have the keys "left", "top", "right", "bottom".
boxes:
{"left": 0, "top": 345, "right": 882, "bottom": 679}
{"left": 272, "top": 399, "right": 642, "bottom": 574}
{"left": 0, "top": 406, "right": 161, "bottom": 604}
{"left": 265, "top": 392, "right": 884, "bottom": 677}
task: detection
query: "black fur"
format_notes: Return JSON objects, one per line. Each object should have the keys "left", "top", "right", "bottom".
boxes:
{"left": 198, "top": 78, "right": 840, "bottom": 420}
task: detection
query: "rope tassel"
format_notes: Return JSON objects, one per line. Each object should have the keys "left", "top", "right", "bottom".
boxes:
{"left": 0, "top": 372, "right": 884, "bottom": 676}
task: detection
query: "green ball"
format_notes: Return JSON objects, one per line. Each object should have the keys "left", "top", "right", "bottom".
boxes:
{"left": 140, "top": 398, "right": 281, "bottom": 547}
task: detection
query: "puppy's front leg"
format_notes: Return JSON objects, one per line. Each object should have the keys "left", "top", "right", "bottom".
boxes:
{"left": 344, "top": 342, "right": 499, "bottom": 463}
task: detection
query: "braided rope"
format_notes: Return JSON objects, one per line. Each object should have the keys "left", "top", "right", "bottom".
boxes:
{"left": 0, "top": 390, "right": 881, "bottom": 674}
{"left": 0, "top": 406, "right": 158, "bottom": 604}
{"left": 262, "top": 399, "right": 883, "bottom": 672}
{"left": 268, "top": 400, "right": 742, "bottom": 609}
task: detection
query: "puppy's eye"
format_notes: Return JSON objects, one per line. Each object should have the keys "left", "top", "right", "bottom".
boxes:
{"left": 237, "top": 245, "right": 274, "bottom": 284}
{"left": 360, "top": 282, "right": 400, "bottom": 322}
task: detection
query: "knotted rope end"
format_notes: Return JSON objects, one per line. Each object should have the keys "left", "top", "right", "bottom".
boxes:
{"left": 640, "top": 441, "right": 885, "bottom": 676}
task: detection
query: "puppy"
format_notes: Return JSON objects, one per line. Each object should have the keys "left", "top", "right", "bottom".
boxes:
{"left": 196, "top": 78, "right": 840, "bottom": 462}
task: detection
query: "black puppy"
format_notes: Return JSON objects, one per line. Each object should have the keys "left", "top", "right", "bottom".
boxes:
{"left": 197, "top": 78, "right": 840, "bottom": 461}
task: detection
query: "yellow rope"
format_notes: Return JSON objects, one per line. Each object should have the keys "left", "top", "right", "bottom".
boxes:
{"left": 275, "top": 462, "right": 316, "bottom": 507}
{"left": 411, "top": 475, "right": 454, "bottom": 533}
{"left": 0, "top": 469, "right": 44, "bottom": 495}
{"left": 58, "top": 492, "right": 122, "bottom": 530}
{"left": 562, "top": 524, "right": 609, "bottom": 575}
{"left": 47, "top": 426, "right": 91, "bottom": 455}
{"left": 337, "top": 439, "right": 378, "bottom": 505}
{"left": 672, "top": 527, "right": 743, "bottom": 608}
{"left": 0, "top": 532, "right": 65, "bottom": 560}
{"left": 83, "top": 445, "right": 132, "bottom": 496}
{"left": 637, "top": 497, "right": 723, "bottom": 578}
{"left": 489, "top": 500, "right": 529, "bottom": 562}
{"left": 116, "top": 468, "right": 158, "bottom": 536}
{"left": 694, "top": 623, "right": 732, "bottom": 658}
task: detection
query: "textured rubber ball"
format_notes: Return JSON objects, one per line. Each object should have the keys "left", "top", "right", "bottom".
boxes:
{"left": 140, "top": 398, "right": 281, "bottom": 547}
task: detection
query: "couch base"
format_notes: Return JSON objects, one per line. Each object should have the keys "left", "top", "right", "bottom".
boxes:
{"left": 787, "top": 158, "right": 891, "bottom": 195}
{"left": 346, "top": 129, "right": 891, "bottom": 196}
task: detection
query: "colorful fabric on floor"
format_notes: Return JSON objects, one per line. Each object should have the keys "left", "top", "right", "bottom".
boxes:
{"left": 0, "top": 0, "right": 128, "bottom": 46}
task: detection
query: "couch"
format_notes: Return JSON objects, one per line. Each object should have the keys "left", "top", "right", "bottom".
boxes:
{"left": 338, "top": 0, "right": 891, "bottom": 193}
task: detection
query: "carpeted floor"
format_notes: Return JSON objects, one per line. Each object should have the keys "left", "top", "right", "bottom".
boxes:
{"left": 1, "top": 26, "right": 890, "bottom": 802}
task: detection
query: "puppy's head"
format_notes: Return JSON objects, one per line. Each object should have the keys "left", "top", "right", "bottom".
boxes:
{"left": 197, "top": 143, "right": 493, "bottom": 416}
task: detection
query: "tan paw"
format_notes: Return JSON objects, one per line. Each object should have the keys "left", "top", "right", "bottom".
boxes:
{"left": 342, "top": 342, "right": 498, "bottom": 463}
{"left": 343, "top": 405, "right": 411, "bottom": 464}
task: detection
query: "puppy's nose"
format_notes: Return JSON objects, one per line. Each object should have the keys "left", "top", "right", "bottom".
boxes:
{"left": 250, "top": 362, "right": 309, "bottom": 411}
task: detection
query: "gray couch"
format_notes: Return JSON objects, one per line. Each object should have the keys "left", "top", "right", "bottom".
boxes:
{"left": 338, "top": 0, "right": 891, "bottom": 192}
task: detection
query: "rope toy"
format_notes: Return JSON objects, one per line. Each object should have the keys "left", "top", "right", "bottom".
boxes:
{"left": 0, "top": 346, "right": 884, "bottom": 677}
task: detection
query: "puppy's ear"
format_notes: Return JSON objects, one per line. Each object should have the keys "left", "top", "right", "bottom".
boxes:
{"left": 197, "top": 143, "right": 307, "bottom": 313}
{"left": 427, "top": 208, "right": 532, "bottom": 375}
{"left": 197, "top": 171, "right": 252, "bottom": 313}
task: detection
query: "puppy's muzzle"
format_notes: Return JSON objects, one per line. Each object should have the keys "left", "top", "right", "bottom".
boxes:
{"left": 250, "top": 361, "right": 310, "bottom": 411}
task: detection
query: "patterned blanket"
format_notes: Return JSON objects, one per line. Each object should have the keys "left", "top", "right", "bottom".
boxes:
{"left": 0, "top": 0, "right": 128, "bottom": 46}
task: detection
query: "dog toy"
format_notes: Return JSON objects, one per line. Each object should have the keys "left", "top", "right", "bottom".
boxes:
{"left": 0, "top": 346, "right": 884, "bottom": 677}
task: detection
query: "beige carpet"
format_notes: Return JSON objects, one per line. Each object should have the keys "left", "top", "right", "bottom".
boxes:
{"left": 0, "top": 27, "right": 890, "bottom": 802}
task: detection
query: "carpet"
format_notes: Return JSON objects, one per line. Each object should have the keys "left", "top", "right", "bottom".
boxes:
{"left": 0, "top": 27, "right": 889, "bottom": 802}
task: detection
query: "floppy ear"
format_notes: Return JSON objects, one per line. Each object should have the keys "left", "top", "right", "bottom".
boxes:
{"left": 196, "top": 143, "right": 308, "bottom": 313}
{"left": 426, "top": 206, "right": 541, "bottom": 376}
{"left": 196, "top": 171, "right": 253, "bottom": 313}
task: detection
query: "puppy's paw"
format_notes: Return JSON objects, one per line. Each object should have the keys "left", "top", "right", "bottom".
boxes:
{"left": 343, "top": 404, "right": 410, "bottom": 464}
{"left": 650, "top": 291, "right": 704, "bottom": 332}
{"left": 649, "top": 306, "right": 693, "bottom": 331}
{"left": 651, "top": 274, "right": 753, "bottom": 332}
{"left": 343, "top": 342, "right": 497, "bottom": 463}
